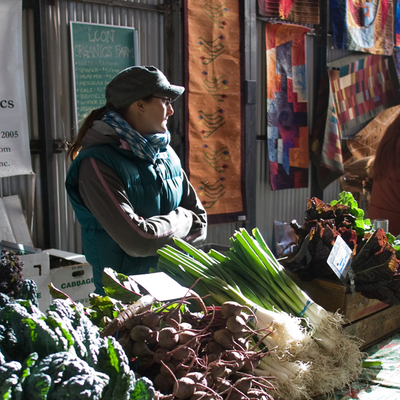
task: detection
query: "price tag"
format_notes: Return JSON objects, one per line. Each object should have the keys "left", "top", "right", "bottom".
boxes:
{"left": 327, "top": 235, "right": 352, "bottom": 283}
{"left": 131, "top": 272, "right": 190, "bottom": 302}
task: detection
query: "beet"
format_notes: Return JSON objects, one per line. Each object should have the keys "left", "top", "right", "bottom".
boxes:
{"left": 154, "top": 346, "right": 172, "bottom": 363}
{"left": 213, "top": 328, "right": 234, "bottom": 349}
{"left": 178, "top": 330, "right": 199, "bottom": 346}
{"left": 220, "top": 301, "right": 244, "bottom": 318}
{"left": 141, "top": 311, "right": 160, "bottom": 329}
{"left": 159, "top": 327, "right": 179, "bottom": 349}
{"left": 154, "top": 373, "right": 175, "bottom": 392}
{"left": 171, "top": 345, "right": 191, "bottom": 361}
{"left": 173, "top": 377, "right": 196, "bottom": 399}
{"left": 190, "top": 391, "right": 213, "bottom": 400}
{"left": 226, "top": 315, "right": 247, "bottom": 334}
{"left": 204, "top": 340, "right": 223, "bottom": 355}
{"left": 132, "top": 341, "right": 154, "bottom": 357}
{"left": 129, "top": 324, "right": 154, "bottom": 342}
{"left": 124, "top": 314, "right": 142, "bottom": 330}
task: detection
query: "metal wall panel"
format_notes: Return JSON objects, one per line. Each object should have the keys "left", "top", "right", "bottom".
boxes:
{"left": 54, "top": 0, "right": 166, "bottom": 253}
{"left": 1, "top": 0, "right": 166, "bottom": 252}
{"left": 0, "top": 1, "right": 350, "bottom": 256}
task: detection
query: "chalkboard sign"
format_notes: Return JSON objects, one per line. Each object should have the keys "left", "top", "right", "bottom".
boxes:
{"left": 70, "top": 22, "right": 138, "bottom": 129}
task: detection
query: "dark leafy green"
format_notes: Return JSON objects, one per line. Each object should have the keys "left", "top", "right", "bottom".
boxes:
{"left": 351, "top": 228, "right": 400, "bottom": 304}
{"left": 101, "top": 268, "right": 143, "bottom": 303}
{"left": 284, "top": 191, "right": 400, "bottom": 305}
{"left": 0, "top": 250, "right": 24, "bottom": 298}
{"left": 0, "top": 284, "right": 155, "bottom": 399}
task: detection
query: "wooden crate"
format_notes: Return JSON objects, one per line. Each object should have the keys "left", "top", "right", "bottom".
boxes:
{"left": 287, "top": 272, "right": 389, "bottom": 323}
{"left": 344, "top": 304, "right": 400, "bottom": 349}
{"left": 285, "top": 272, "right": 400, "bottom": 349}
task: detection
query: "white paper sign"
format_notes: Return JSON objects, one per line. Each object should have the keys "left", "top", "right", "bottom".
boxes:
{"left": 131, "top": 272, "right": 190, "bottom": 302}
{"left": 327, "top": 235, "right": 352, "bottom": 282}
{"left": 0, "top": 0, "right": 33, "bottom": 177}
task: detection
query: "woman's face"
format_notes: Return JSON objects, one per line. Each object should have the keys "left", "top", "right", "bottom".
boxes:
{"left": 124, "top": 96, "right": 174, "bottom": 135}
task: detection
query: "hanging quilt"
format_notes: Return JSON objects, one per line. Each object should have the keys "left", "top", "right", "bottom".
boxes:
{"left": 311, "top": 78, "right": 344, "bottom": 189}
{"left": 266, "top": 23, "right": 310, "bottom": 191}
{"left": 327, "top": 53, "right": 400, "bottom": 140}
{"left": 258, "top": 0, "right": 320, "bottom": 25}
{"left": 184, "top": 0, "right": 246, "bottom": 224}
{"left": 310, "top": 72, "right": 344, "bottom": 190}
{"left": 345, "top": 105, "right": 400, "bottom": 165}
{"left": 395, "top": 1, "right": 400, "bottom": 79}
{"left": 394, "top": 48, "right": 400, "bottom": 83}
{"left": 330, "top": 0, "right": 394, "bottom": 55}
{"left": 397, "top": 0, "right": 400, "bottom": 46}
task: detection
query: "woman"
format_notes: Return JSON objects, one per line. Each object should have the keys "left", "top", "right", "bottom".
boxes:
{"left": 66, "top": 66, "right": 207, "bottom": 294}
{"left": 368, "top": 113, "right": 400, "bottom": 237}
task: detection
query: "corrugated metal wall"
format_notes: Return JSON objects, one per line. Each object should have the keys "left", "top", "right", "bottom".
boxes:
{"left": 1, "top": 0, "right": 169, "bottom": 252}
{"left": 47, "top": 0, "right": 167, "bottom": 254}
{"left": 1, "top": 0, "right": 344, "bottom": 256}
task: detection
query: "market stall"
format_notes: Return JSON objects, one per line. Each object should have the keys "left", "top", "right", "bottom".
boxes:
{"left": 2, "top": 190, "right": 400, "bottom": 399}
{"left": 2, "top": 0, "right": 400, "bottom": 398}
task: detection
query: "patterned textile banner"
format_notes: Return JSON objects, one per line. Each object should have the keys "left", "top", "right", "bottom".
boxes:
{"left": 258, "top": 0, "right": 320, "bottom": 24}
{"left": 310, "top": 54, "right": 400, "bottom": 190}
{"left": 327, "top": 53, "right": 400, "bottom": 140}
{"left": 396, "top": 1, "right": 400, "bottom": 78}
{"left": 330, "top": 0, "right": 394, "bottom": 55}
{"left": 310, "top": 72, "right": 344, "bottom": 191}
{"left": 397, "top": 0, "right": 400, "bottom": 46}
{"left": 346, "top": 105, "right": 400, "bottom": 165}
{"left": 266, "top": 23, "right": 310, "bottom": 191}
{"left": 184, "top": 0, "right": 246, "bottom": 224}
{"left": 318, "top": 88, "right": 344, "bottom": 174}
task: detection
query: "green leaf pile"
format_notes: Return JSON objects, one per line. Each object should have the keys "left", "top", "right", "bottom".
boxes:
{"left": 0, "top": 288, "right": 155, "bottom": 399}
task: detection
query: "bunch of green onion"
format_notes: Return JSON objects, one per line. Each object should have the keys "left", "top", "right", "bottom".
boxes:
{"left": 156, "top": 227, "right": 363, "bottom": 399}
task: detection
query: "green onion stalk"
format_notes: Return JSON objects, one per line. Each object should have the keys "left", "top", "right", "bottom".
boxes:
{"left": 157, "top": 242, "right": 310, "bottom": 353}
{"left": 244, "top": 228, "right": 363, "bottom": 378}
{"left": 230, "top": 228, "right": 363, "bottom": 391}
{"left": 157, "top": 245, "right": 312, "bottom": 399}
{"left": 156, "top": 229, "right": 364, "bottom": 398}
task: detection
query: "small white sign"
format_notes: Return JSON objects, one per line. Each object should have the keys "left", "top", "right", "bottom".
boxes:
{"left": 0, "top": 0, "right": 33, "bottom": 177}
{"left": 327, "top": 235, "right": 352, "bottom": 282}
{"left": 131, "top": 272, "right": 190, "bottom": 302}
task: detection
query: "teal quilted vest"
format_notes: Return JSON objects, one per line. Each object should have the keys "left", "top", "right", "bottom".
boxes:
{"left": 65, "top": 143, "right": 183, "bottom": 293}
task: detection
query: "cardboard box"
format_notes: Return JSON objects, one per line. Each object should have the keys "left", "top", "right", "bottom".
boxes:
{"left": 47, "top": 249, "right": 95, "bottom": 307}
{"left": 0, "top": 195, "right": 33, "bottom": 247}
{"left": 50, "top": 263, "right": 95, "bottom": 307}
{"left": 46, "top": 248, "right": 86, "bottom": 266}
{"left": 19, "top": 252, "right": 52, "bottom": 313}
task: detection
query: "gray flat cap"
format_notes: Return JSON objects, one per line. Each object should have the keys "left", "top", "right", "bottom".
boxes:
{"left": 105, "top": 65, "right": 185, "bottom": 109}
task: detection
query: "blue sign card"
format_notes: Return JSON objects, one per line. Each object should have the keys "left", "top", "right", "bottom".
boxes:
{"left": 327, "top": 235, "right": 353, "bottom": 283}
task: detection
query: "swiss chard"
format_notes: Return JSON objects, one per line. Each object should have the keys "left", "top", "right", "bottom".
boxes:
{"left": 330, "top": 191, "right": 373, "bottom": 236}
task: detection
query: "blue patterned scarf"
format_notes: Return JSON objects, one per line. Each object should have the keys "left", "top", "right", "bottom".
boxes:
{"left": 101, "top": 110, "right": 171, "bottom": 163}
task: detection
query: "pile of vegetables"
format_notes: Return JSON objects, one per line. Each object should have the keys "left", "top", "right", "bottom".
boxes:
{"left": 156, "top": 228, "right": 364, "bottom": 399}
{"left": 0, "top": 250, "right": 25, "bottom": 298}
{"left": 103, "top": 295, "right": 277, "bottom": 400}
{"left": 0, "top": 251, "right": 155, "bottom": 400}
{"left": 284, "top": 191, "right": 400, "bottom": 305}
